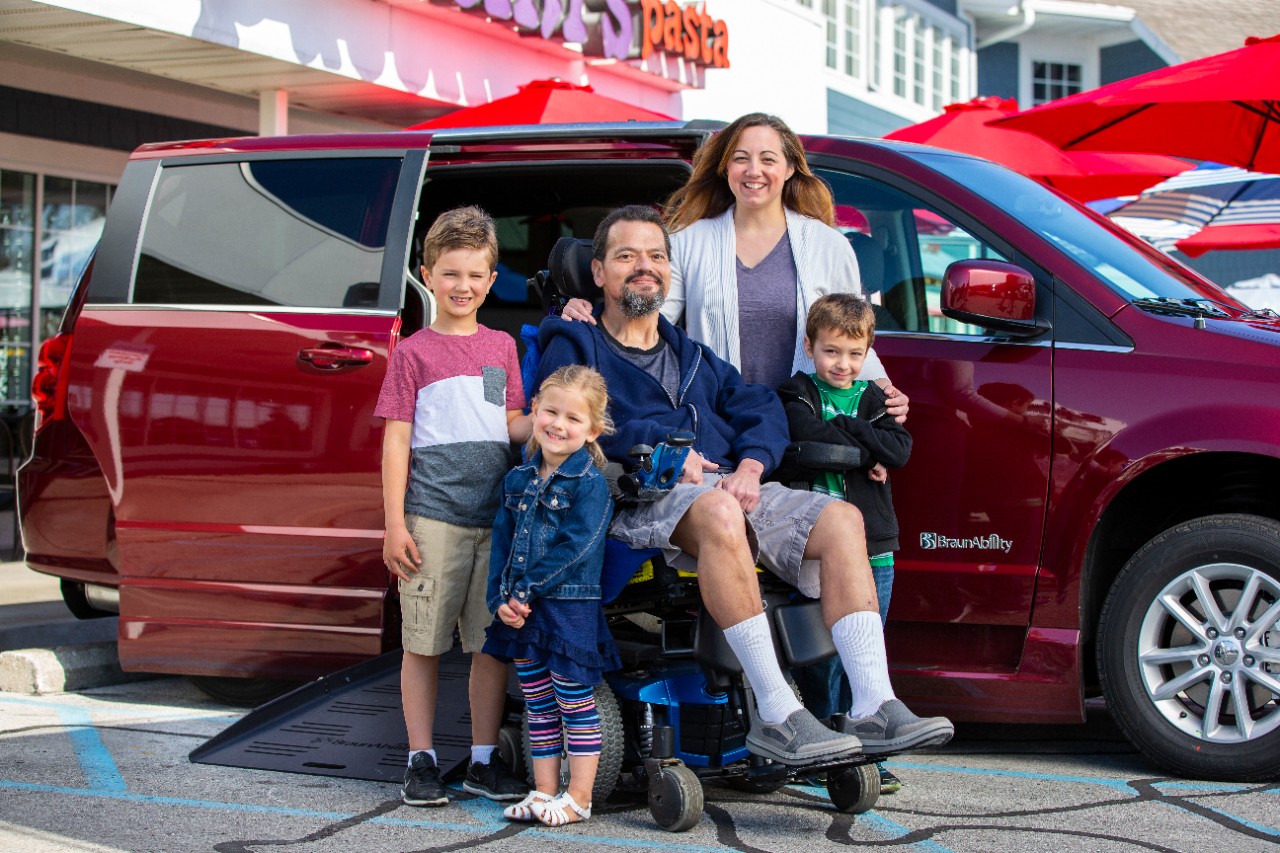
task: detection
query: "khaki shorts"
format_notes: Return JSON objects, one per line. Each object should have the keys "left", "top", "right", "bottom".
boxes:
{"left": 398, "top": 515, "right": 493, "bottom": 656}
{"left": 608, "top": 473, "right": 837, "bottom": 598}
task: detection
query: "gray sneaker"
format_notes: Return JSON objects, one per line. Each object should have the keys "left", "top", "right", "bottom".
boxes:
{"left": 745, "top": 708, "right": 863, "bottom": 765}
{"left": 839, "top": 699, "right": 953, "bottom": 755}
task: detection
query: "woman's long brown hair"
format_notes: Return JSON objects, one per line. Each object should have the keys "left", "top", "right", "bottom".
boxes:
{"left": 664, "top": 112, "right": 835, "bottom": 232}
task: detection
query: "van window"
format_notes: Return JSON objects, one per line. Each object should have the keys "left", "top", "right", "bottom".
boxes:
{"left": 820, "top": 168, "right": 1010, "bottom": 336}
{"left": 133, "top": 158, "right": 400, "bottom": 309}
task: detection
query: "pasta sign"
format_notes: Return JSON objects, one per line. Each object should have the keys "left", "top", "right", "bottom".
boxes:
{"left": 439, "top": 1, "right": 729, "bottom": 69}
{"left": 639, "top": 0, "right": 729, "bottom": 69}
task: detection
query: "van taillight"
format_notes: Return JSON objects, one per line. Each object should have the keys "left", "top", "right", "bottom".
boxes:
{"left": 32, "top": 333, "right": 73, "bottom": 430}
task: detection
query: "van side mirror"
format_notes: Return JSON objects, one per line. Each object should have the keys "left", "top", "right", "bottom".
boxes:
{"left": 941, "top": 260, "right": 1049, "bottom": 337}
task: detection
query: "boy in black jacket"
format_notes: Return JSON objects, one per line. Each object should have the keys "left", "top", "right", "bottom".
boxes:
{"left": 777, "top": 293, "right": 912, "bottom": 793}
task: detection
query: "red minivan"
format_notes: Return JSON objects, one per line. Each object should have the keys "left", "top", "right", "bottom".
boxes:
{"left": 18, "top": 123, "right": 1280, "bottom": 781}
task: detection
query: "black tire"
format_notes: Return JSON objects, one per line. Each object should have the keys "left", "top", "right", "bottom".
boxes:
{"left": 1097, "top": 513, "right": 1280, "bottom": 781}
{"left": 648, "top": 763, "right": 704, "bottom": 832}
{"left": 521, "top": 681, "right": 624, "bottom": 802}
{"left": 497, "top": 723, "right": 526, "bottom": 783}
{"left": 827, "top": 763, "right": 879, "bottom": 814}
{"left": 189, "top": 676, "right": 300, "bottom": 707}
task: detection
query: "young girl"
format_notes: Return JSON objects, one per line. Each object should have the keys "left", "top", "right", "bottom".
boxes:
{"left": 483, "top": 365, "right": 621, "bottom": 827}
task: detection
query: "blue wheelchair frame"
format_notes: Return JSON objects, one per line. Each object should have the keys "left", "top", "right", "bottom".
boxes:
{"left": 511, "top": 237, "right": 879, "bottom": 831}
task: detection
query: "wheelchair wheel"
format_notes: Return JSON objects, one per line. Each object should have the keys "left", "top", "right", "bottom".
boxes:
{"left": 827, "top": 763, "right": 879, "bottom": 814}
{"left": 648, "top": 763, "right": 703, "bottom": 832}
{"left": 496, "top": 723, "right": 526, "bottom": 783}
{"left": 521, "top": 680, "right": 624, "bottom": 803}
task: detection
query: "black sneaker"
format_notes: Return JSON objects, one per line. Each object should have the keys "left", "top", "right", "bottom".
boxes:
{"left": 402, "top": 752, "right": 447, "bottom": 807}
{"left": 462, "top": 752, "right": 529, "bottom": 802}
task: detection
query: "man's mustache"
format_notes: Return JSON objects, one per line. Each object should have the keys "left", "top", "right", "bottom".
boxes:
{"left": 625, "top": 271, "right": 662, "bottom": 285}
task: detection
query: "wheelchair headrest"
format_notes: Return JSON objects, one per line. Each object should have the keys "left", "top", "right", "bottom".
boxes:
{"left": 547, "top": 236, "right": 599, "bottom": 301}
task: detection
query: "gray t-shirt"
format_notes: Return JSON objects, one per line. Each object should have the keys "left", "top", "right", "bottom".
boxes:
{"left": 737, "top": 235, "right": 798, "bottom": 389}
{"left": 602, "top": 326, "right": 681, "bottom": 404}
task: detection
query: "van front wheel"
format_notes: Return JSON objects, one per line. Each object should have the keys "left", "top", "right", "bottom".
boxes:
{"left": 1097, "top": 514, "right": 1280, "bottom": 781}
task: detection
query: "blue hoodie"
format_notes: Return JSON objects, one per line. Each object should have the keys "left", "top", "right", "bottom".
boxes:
{"left": 535, "top": 309, "right": 789, "bottom": 474}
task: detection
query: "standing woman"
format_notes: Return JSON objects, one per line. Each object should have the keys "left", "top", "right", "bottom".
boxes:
{"left": 564, "top": 112, "right": 907, "bottom": 411}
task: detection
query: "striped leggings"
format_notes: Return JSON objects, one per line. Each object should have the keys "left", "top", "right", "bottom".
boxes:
{"left": 515, "top": 658, "right": 602, "bottom": 758}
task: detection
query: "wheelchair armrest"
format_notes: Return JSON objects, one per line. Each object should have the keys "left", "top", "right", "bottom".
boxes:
{"left": 783, "top": 441, "right": 862, "bottom": 472}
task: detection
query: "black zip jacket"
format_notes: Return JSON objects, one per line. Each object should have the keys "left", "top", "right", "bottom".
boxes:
{"left": 774, "top": 371, "right": 912, "bottom": 554}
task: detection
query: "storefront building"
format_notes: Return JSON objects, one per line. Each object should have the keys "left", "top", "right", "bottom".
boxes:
{"left": 8, "top": 2, "right": 1273, "bottom": 412}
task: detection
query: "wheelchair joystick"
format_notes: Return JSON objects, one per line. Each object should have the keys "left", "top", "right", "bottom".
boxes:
{"left": 628, "top": 444, "right": 656, "bottom": 474}
{"left": 618, "top": 432, "right": 695, "bottom": 502}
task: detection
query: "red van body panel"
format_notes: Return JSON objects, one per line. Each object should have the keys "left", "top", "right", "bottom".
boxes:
{"left": 17, "top": 124, "right": 1280, "bottom": 739}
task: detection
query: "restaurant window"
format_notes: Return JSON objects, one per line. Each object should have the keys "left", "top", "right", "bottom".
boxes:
{"left": 0, "top": 168, "right": 111, "bottom": 408}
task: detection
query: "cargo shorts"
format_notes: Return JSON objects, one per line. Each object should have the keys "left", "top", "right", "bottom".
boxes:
{"left": 397, "top": 514, "right": 493, "bottom": 656}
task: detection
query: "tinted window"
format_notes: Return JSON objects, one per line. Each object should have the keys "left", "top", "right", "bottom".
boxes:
{"left": 133, "top": 158, "right": 400, "bottom": 308}
{"left": 819, "top": 168, "right": 1009, "bottom": 336}
{"left": 910, "top": 151, "right": 1245, "bottom": 307}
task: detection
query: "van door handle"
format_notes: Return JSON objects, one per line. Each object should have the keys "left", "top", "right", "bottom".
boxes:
{"left": 297, "top": 346, "right": 374, "bottom": 369}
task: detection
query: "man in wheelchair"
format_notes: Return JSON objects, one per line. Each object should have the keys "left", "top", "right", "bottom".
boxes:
{"left": 534, "top": 205, "right": 953, "bottom": 767}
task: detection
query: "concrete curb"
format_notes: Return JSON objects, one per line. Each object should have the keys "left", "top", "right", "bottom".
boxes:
{"left": 0, "top": 643, "right": 152, "bottom": 694}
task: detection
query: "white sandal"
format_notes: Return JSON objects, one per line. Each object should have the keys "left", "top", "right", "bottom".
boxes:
{"left": 502, "top": 790, "right": 554, "bottom": 822}
{"left": 534, "top": 792, "right": 591, "bottom": 826}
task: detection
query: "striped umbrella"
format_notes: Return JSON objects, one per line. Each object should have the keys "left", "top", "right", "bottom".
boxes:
{"left": 1107, "top": 164, "right": 1280, "bottom": 255}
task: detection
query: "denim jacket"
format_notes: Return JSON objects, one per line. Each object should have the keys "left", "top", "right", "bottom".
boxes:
{"left": 486, "top": 445, "right": 613, "bottom": 613}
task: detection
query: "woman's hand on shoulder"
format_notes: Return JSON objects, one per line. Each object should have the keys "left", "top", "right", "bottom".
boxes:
{"left": 878, "top": 380, "right": 910, "bottom": 424}
{"left": 560, "top": 298, "right": 597, "bottom": 324}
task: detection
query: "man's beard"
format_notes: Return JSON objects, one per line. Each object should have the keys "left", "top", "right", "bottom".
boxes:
{"left": 617, "top": 275, "right": 666, "bottom": 318}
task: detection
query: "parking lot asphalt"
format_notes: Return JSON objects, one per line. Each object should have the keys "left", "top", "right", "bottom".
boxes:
{"left": 1, "top": 676, "right": 1278, "bottom": 853}
{"left": 2, "top": 560, "right": 1278, "bottom": 852}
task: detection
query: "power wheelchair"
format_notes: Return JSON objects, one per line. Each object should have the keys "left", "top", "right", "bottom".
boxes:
{"left": 504, "top": 236, "right": 887, "bottom": 831}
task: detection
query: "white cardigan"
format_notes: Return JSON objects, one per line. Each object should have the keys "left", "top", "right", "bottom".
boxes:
{"left": 664, "top": 206, "right": 888, "bottom": 382}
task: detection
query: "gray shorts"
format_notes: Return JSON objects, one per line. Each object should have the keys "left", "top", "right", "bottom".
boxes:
{"left": 608, "top": 473, "right": 837, "bottom": 598}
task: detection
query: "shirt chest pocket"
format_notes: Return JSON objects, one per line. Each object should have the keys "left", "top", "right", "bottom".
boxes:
{"left": 539, "top": 487, "right": 573, "bottom": 514}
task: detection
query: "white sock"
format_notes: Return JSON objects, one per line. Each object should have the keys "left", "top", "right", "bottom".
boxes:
{"left": 723, "top": 612, "right": 804, "bottom": 724}
{"left": 408, "top": 748, "right": 437, "bottom": 767}
{"left": 471, "top": 744, "right": 496, "bottom": 765}
{"left": 832, "top": 611, "right": 896, "bottom": 719}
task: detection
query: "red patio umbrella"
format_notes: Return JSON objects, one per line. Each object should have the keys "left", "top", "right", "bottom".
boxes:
{"left": 996, "top": 34, "right": 1280, "bottom": 172}
{"left": 884, "top": 97, "right": 1191, "bottom": 201}
{"left": 407, "top": 79, "right": 674, "bottom": 129}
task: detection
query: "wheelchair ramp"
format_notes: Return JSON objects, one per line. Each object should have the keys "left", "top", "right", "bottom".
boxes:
{"left": 190, "top": 648, "right": 474, "bottom": 783}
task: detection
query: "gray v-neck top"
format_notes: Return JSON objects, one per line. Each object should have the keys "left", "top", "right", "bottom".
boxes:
{"left": 736, "top": 235, "right": 799, "bottom": 390}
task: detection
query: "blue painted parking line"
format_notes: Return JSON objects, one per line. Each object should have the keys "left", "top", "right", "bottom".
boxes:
{"left": 856, "top": 811, "right": 955, "bottom": 852}
{"left": 1195, "top": 803, "right": 1280, "bottom": 838}
{"left": 54, "top": 707, "right": 126, "bottom": 793}
{"left": 0, "top": 781, "right": 732, "bottom": 850}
